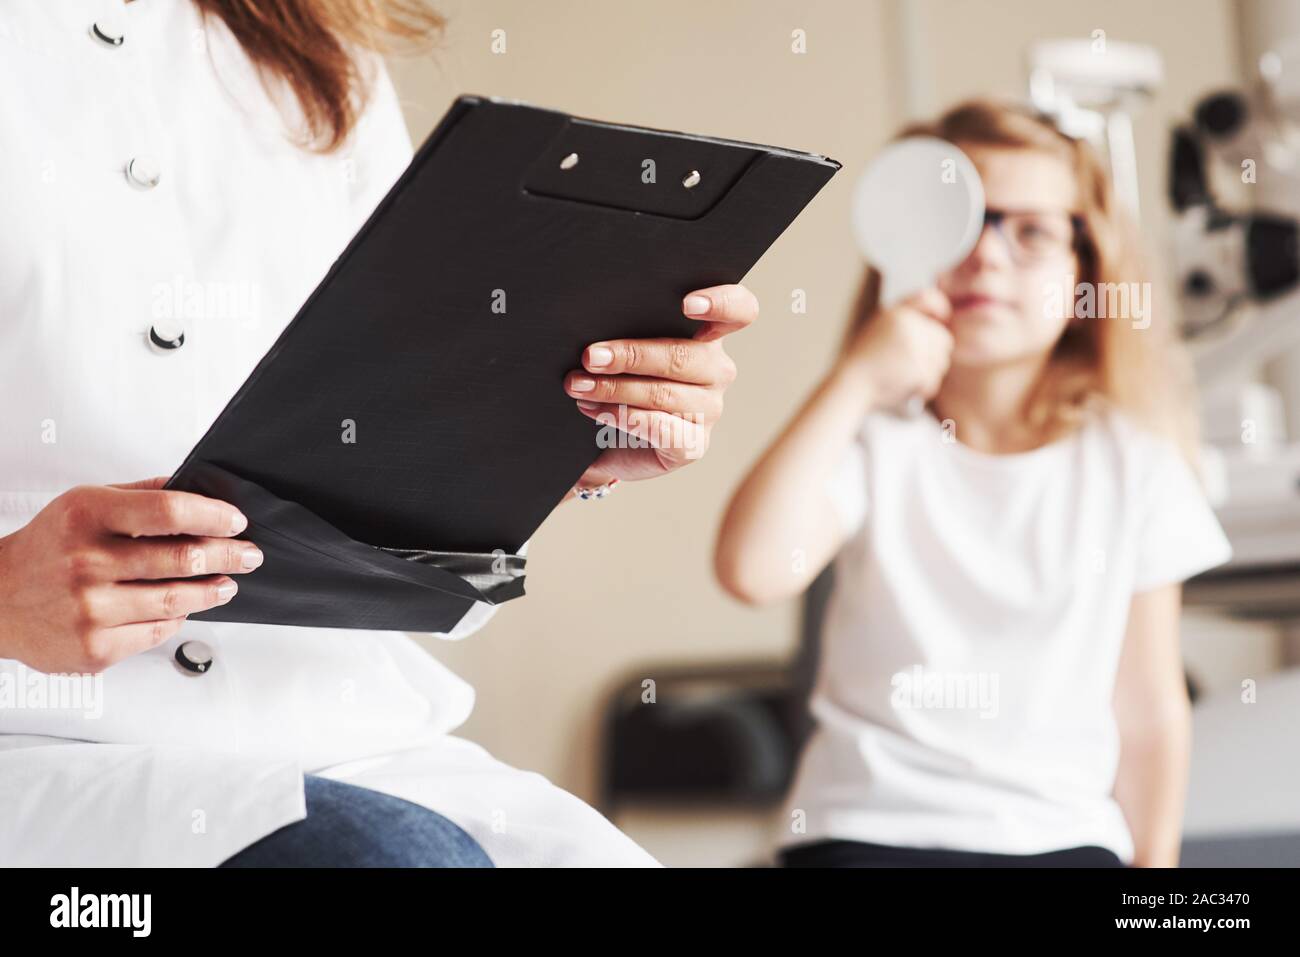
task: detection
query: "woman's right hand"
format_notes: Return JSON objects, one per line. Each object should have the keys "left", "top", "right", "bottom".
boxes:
{"left": 0, "top": 479, "right": 263, "bottom": 674}
{"left": 839, "top": 287, "right": 955, "bottom": 411}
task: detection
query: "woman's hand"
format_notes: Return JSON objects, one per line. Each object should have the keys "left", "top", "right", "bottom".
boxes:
{"left": 562, "top": 284, "right": 756, "bottom": 494}
{"left": 0, "top": 479, "right": 263, "bottom": 674}
{"left": 839, "top": 287, "right": 954, "bottom": 411}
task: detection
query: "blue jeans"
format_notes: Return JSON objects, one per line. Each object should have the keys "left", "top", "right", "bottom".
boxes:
{"left": 218, "top": 774, "right": 493, "bottom": 867}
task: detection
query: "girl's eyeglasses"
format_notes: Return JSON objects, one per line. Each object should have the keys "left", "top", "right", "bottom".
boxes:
{"left": 982, "top": 208, "right": 1087, "bottom": 265}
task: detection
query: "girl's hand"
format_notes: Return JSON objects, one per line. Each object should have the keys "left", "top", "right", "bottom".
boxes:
{"left": 563, "top": 284, "right": 756, "bottom": 491}
{"left": 0, "top": 479, "right": 263, "bottom": 674}
{"left": 840, "top": 287, "right": 955, "bottom": 411}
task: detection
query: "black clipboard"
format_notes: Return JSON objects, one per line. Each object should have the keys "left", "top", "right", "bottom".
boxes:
{"left": 166, "top": 94, "right": 840, "bottom": 632}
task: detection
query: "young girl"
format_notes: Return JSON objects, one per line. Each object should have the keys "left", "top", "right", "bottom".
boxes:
{"left": 714, "top": 99, "right": 1233, "bottom": 868}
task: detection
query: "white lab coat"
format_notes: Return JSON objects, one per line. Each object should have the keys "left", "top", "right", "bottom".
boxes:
{"left": 0, "top": 0, "right": 657, "bottom": 867}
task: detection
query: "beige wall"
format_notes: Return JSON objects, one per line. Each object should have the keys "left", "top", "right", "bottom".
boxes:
{"left": 385, "top": 0, "right": 1243, "bottom": 810}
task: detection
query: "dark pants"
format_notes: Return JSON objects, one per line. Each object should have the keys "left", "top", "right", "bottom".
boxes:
{"left": 218, "top": 774, "right": 493, "bottom": 867}
{"left": 779, "top": 838, "right": 1125, "bottom": 868}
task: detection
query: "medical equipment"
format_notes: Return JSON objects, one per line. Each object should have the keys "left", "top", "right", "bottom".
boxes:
{"left": 849, "top": 136, "right": 985, "bottom": 307}
{"left": 1026, "top": 38, "right": 1163, "bottom": 216}
{"left": 1163, "top": 70, "right": 1300, "bottom": 565}
{"left": 1169, "top": 85, "right": 1300, "bottom": 389}
{"left": 849, "top": 136, "right": 984, "bottom": 415}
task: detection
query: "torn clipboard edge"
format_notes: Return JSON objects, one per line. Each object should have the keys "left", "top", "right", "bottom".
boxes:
{"left": 178, "top": 459, "right": 527, "bottom": 632}
{"left": 374, "top": 546, "right": 526, "bottom": 601}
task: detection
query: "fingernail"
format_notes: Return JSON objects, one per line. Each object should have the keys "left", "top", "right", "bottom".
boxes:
{"left": 576, "top": 400, "right": 601, "bottom": 412}
{"left": 216, "top": 580, "right": 238, "bottom": 602}
{"left": 569, "top": 376, "right": 596, "bottom": 393}
{"left": 587, "top": 346, "right": 614, "bottom": 368}
{"left": 241, "top": 548, "right": 264, "bottom": 570}
{"left": 230, "top": 512, "right": 248, "bottom": 535}
{"left": 683, "top": 294, "right": 711, "bottom": 316}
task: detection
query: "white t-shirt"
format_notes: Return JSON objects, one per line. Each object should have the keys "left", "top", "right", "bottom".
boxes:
{"left": 779, "top": 402, "right": 1233, "bottom": 862}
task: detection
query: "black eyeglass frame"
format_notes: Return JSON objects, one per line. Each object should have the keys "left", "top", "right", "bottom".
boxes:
{"left": 980, "top": 206, "right": 1090, "bottom": 261}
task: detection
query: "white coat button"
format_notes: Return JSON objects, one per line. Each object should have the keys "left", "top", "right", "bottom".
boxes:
{"left": 174, "top": 640, "right": 214, "bottom": 676}
{"left": 90, "top": 20, "right": 126, "bottom": 47}
{"left": 147, "top": 322, "right": 185, "bottom": 354}
{"left": 125, "top": 156, "right": 161, "bottom": 190}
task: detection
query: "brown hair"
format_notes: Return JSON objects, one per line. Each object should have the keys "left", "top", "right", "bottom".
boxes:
{"left": 194, "top": 0, "right": 446, "bottom": 152}
{"left": 846, "top": 98, "right": 1201, "bottom": 464}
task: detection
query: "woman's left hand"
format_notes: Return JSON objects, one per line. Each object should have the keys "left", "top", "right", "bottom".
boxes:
{"left": 562, "top": 284, "right": 757, "bottom": 497}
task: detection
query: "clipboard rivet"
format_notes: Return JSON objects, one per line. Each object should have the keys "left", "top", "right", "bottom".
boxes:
{"left": 682, "top": 170, "right": 702, "bottom": 189}
{"left": 559, "top": 152, "right": 580, "bottom": 170}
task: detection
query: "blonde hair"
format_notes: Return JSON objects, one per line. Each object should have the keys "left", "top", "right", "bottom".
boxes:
{"left": 845, "top": 98, "right": 1201, "bottom": 465}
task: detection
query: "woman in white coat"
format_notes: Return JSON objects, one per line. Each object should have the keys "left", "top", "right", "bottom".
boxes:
{"left": 0, "top": 0, "right": 758, "bottom": 867}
